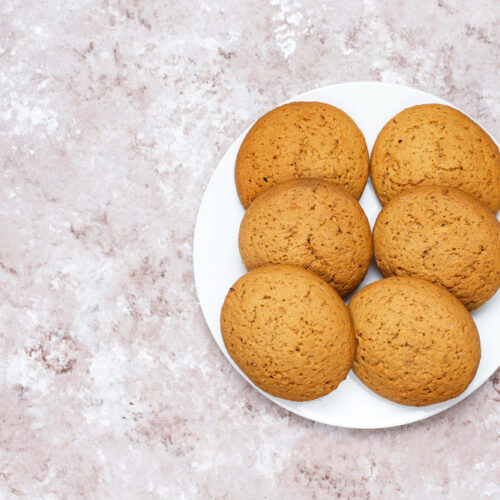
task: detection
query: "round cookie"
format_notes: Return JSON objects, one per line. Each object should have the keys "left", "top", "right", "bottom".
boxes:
{"left": 220, "top": 264, "right": 355, "bottom": 401}
{"left": 239, "top": 178, "right": 372, "bottom": 297}
{"left": 348, "top": 276, "right": 481, "bottom": 407}
{"left": 373, "top": 185, "right": 500, "bottom": 310}
{"left": 370, "top": 104, "right": 500, "bottom": 212}
{"left": 235, "top": 101, "right": 369, "bottom": 208}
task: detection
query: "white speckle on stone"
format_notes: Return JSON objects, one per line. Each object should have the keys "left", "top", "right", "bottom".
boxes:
{"left": 381, "top": 69, "right": 408, "bottom": 85}
{"left": 271, "top": 0, "right": 303, "bottom": 58}
{"left": 287, "top": 11, "right": 303, "bottom": 26}
{"left": 7, "top": 97, "right": 59, "bottom": 136}
{"left": 277, "top": 38, "right": 296, "bottom": 58}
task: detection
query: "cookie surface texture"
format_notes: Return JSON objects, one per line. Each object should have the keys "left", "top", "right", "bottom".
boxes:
{"left": 235, "top": 101, "right": 369, "bottom": 208}
{"left": 348, "top": 276, "right": 481, "bottom": 407}
{"left": 373, "top": 185, "right": 500, "bottom": 310}
{"left": 220, "top": 264, "right": 355, "bottom": 401}
{"left": 239, "top": 178, "right": 372, "bottom": 297}
{"left": 370, "top": 104, "right": 500, "bottom": 212}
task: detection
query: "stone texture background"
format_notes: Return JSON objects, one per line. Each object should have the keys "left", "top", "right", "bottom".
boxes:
{"left": 0, "top": 0, "right": 499, "bottom": 498}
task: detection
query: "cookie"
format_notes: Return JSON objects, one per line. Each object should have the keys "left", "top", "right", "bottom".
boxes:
{"left": 235, "top": 101, "right": 369, "bottom": 208}
{"left": 239, "top": 178, "right": 372, "bottom": 297}
{"left": 370, "top": 104, "right": 500, "bottom": 212}
{"left": 220, "top": 264, "right": 355, "bottom": 401}
{"left": 373, "top": 185, "right": 500, "bottom": 310}
{"left": 348, "top": 276, "right": 481, "bottom": 406}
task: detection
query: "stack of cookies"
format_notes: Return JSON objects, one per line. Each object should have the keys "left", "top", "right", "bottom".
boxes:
{"left": 220, "top": 101, "right": 500, "bottom": 407}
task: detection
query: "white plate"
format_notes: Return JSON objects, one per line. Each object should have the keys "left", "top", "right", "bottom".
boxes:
{"left": 193, "top": 82, "right": 500, "bottom": 429}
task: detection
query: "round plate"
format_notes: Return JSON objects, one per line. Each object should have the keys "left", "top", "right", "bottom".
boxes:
{"left": 193, "top": 82, "right": 500, "bottom": 429}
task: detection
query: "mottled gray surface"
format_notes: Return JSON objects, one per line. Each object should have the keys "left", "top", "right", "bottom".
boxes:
{"left": 0, "top": 0, "right": 499, "bottom": 498}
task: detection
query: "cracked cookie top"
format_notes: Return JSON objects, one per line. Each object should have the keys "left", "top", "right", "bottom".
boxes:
{"left": 373, "top": 185, "right": 500, "bottom": 310}
{"left": 238, "top": 178, "right": 372, "bottom": 297}
{"left": 348, "top": 276, "right": 481, "bottom": 406}
{"left": 235, "top": 101, "right": 369, "bottom": 208}
{"left": 220, "top": 264, "right": 355, "bottom": 401}
{"left": 370, "top": 103, "right": 500, "bottom": 213}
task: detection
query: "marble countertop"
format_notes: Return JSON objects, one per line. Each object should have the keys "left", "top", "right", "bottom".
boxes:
{"left": 0, "top": 0, "right": 498, "bottom": 498}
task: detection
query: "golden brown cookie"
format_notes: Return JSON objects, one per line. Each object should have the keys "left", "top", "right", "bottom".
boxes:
{"left": 348, "top": 276, "right": 481, "bottom": 406}
{"left": 370, "top": 104, "right": 500, "bottom": 212}
{"left": 239, "top": 178, "right": 372, "bottom": 297}
{"left": 220, "top": 264, "right": 355, "bottom": 401}
{"left": 235, "top": 101, "right": 369, "bottom": 208}
{"left": 373, "top": 185, "right": 500, "bottom": 310}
